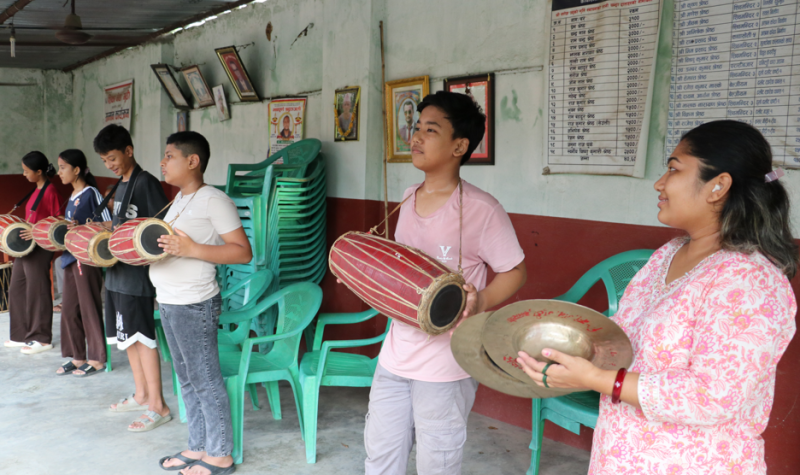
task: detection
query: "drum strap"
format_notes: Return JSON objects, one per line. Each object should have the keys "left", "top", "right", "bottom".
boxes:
{"left": 9, "top": 181, "right": 50, "bottom": 215}
{"left": 92, "top": 177, "right": 123, "bottom": 221}
{"left": 114, "top": 165, "right": 143, "bottom": 225}
{"left": 369, "top": 179, "right": 464, "bottom": 275}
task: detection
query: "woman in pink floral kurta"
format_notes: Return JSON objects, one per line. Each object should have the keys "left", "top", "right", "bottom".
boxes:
{"left": 518, "top": 120, "right": 798, "bottom": 475}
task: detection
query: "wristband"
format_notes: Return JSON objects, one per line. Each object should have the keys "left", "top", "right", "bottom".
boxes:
{"left": 611, "top": 368, "right": 627, "bottom": 404}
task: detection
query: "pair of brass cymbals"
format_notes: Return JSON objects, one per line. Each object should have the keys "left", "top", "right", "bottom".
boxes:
{"left": 451, "top": 300, "right": 633, "bottom": 399}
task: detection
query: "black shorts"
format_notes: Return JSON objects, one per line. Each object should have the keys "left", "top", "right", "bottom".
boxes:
{"left": 105, "top": 290, "right": 156, "bottom": 350}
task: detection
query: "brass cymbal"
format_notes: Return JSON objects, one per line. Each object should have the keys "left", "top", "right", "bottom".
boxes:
{"left": 482, "top": 300, "right": 633, "bottom": 389}
{"left": 452, "top": 311, "right": 573, "bottom": 399}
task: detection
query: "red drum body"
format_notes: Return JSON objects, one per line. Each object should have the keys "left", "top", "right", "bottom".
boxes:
{"left": 0, "top": 214, "right": 35, "bottom": 258}
{"left": 329, "top": 231, "right": 466, "bottom": 336}
{"left": 31, "top": 216, "right": 70, "bottom": 252}
{"left": 65, "top": 223, "right": 117, "bottom": 267}
{"left": 109, "top": 218, "right": 174, "bottom": 266}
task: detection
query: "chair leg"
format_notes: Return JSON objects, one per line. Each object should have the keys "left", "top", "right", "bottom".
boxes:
{"left": 172, "top": 366, "right": 179, "bottom": 396}
{"left": 226, "top": 376, "right": 245, "bottom": 465}
{"left": 264, "top": 381, "right": 282, "bottom": 420}
{"left": 248, "top": 384, "right": 260, "bottom": 411}
{"left": 302, "top": 380, "right": 320, "bottom": 463}
{"left": 176, "top": 379, "right": 187, "bottom": 424}
{"left": 288, "top": 367, "right": 304, "bottom": 440}
{"left": 528, "top": 399, "right": 544, "bottom": 475}
{"left": 105, "top": 341, "right": 113, "bottom": 372}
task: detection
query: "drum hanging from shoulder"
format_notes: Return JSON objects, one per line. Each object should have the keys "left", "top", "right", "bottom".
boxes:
{"left": 0, "top": 215, "right": 36, "bottom": 258}
{"left": 329, "top": 231, "right": 466, "bottom": 336}
{"left": 109, "top": 218, "right": 174, "bottom": 266}
{"left": 0, "top": 262, "right": 11, "bottom": 312}
{"left": 31, "top": 216, "right": 70, "bottom": 252}
{"left": 65, "top": 223, "right": 117, "bottom": 267}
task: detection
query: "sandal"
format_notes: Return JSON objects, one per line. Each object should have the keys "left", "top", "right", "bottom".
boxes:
{"left": 128, "top": 410, "right": 172, "bottom": 432}
{"left": 4, "top": 340, "right": 25, "bottom": 348}
{"left": 21, "top": 341, "right": 53, "bottom": 354}
{"left": 74, "top": 363, "right": 104, "bottom": 377}
{"left": 109, "top": 393, "right": 148, "bottom": 413}
{"left": 158, "top": 452, "right": 200, "bottom": 471}
{"left": 182, "top": 460, "right": 236, "bottom": 475}
{"left": 56, "top": 361, "right": 78, "bottom": 376}
{"left": 53, "top": 304, "right": 62, "bottom": 312}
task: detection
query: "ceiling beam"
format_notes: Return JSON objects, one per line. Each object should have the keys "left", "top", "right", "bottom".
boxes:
{"left": 0, "top": 0, "right": 37, "bottom": 25}
{"left": 63, "top": 0, "right": 255, "bottom": 72}
{"left": 0, "top": 42, "right": 139, "bottom": 47}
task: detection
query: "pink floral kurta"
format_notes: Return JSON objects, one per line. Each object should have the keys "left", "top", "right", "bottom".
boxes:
{"left": 589, "top": 239, "right": 797, "bottom": 475}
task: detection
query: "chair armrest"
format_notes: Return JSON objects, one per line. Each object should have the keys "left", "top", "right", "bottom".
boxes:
{"left": 314, "top": 328, "right": 389, "bottom": 386}
{"left": 312, "top": 309, "right": 380, "bottom": 351}
{"left": 218, "top": 288, "right": 283, "bottom": 326}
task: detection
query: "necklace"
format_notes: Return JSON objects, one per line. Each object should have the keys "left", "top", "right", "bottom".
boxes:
{"left": 169, "top": 183, "right": 206, "bottom": 225}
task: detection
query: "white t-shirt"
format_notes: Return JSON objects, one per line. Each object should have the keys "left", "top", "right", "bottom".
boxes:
{"left": 149, "top": 186, "right": 242, "bottom": 305}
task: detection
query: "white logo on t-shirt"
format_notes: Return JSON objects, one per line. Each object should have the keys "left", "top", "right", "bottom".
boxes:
{"left": 437, "top": 245, "right": 453, "bottom": 263}
{"left": 113, "top": 202, "right": 138, "bottom": 219}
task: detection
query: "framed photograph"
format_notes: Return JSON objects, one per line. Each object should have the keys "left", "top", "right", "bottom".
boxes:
{"left": 176, "top": 111, "right": 188, "bottom": 132}
{"left": 213, "top": 85, "right": 231, "bottom": 121}
{"left": 385, "top": 76, "right": 429, "bottom": 163}
{"left": 215, "top": 46, "right": 260, "bottom": 102}
{"left": 151, "top": 64, "right": 190, "bottom": 110}
{"left": 334, "top": 86, "right": 360, "bottom": 141}
{"left": 268, "top": 97, "right": 307, "bottom": 155}
{"left": 180, "top": 65, "right": 215, "bottom": 108}
{"left": 444, "top": 73, "right": 495, "bottom": 165}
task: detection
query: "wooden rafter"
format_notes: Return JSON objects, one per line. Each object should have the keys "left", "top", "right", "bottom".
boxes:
{"left": 0, "top": 0, "right": 37, "bottom": 25}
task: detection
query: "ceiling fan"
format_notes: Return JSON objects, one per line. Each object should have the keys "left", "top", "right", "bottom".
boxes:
{"left": 55, "top": 0, "right": 92, "bottom": 45}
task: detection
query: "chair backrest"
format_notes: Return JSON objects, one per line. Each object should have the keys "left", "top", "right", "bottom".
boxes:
{"left": 554, "top": 249, "right": 654, "bottom": 316}
{"left": 271, "top": 282, "right": 323, "bottom": 363}
{"left": 225, "top": 139, "right": 322, "bottom": 196}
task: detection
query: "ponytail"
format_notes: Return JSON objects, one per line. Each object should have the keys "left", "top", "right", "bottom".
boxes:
{"left": 58, "top": 149, "right": 98, "bottom": 189}
{"left": 22, "top": 151, "right": 54, "bottom": 178}
{"left": 681, "top": 120, "right": 799, "bottom": 278}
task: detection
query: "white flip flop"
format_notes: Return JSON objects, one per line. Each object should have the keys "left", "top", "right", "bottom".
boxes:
{"left": 20, "top": 341, "right": 53, "bottom": 354}
{"left": 4, "top": 340, "right": 25, "bottom": 348}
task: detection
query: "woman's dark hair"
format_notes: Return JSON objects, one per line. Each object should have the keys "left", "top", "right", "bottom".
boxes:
{"left": 59, "top": 149, "right": 99, "bottom": 189}
{"left": 418, "top": 91, "right": 486, "bottom": 165}
{"left": 93, "top": 124, "right": 133, "bottom": 155}
{"left": 681, "top": 120, "right": 798, "bottom": 278}
{"left": 22, "top": 151, "right": 56, "bottom": 178}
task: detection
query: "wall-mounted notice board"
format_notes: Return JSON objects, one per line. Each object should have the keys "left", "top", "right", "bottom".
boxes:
{"left": 667, "top": 0, "right": 800, "bottom": 169}
{"left": 546, "top": 0, "right": 663, "bottom": 177}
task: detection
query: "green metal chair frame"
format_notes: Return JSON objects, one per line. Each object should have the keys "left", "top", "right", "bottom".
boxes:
{"left": 299, "top": 309, "right": 390, "bottom": 463}
{"left": 527, "top": 249, "right": 654, "bottom": 475}
{"left": 219, "top": 282, "right": 323, "bottom": 464}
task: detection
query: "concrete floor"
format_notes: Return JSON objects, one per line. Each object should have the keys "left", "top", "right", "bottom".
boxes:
{"left": 0, "top": 310, "right": 590, "bottom": 475}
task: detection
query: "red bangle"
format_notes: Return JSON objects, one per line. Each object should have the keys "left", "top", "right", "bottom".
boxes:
{"left": 611, "top": 368, "right": 627, "bottom": 404}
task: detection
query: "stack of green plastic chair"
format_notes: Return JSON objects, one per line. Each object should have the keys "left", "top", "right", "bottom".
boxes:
{"left": 527, "top": 249, "right": 654, "bottom": 475}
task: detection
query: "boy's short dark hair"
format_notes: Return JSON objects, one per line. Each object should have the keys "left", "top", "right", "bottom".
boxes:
{"left": 417, "top": 91, "right": 486, "bottom": 165}
{"left": 167, "top": 131, "right": 211, "bottom": 173}
{"left": 93, "top": 124, "right": 134, "bottom": 155}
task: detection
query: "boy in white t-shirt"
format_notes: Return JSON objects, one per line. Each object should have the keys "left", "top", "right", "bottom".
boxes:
{"left": 363, "top": 92, "right": 527, "bottom": 474}
{"left": 150, "top": 132, "right": 252, "bottom": 475}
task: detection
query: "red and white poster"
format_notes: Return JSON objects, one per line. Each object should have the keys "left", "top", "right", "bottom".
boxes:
{"left": 104, "top": 79, "right": 134, "bottom": 131}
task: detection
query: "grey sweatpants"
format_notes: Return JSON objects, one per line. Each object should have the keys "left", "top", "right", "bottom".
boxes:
{"left": 364, "top": 362, "right": 479, "bottom": 475}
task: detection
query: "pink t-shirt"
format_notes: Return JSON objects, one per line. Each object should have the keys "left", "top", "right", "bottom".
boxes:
{"left": 379, "top": 180, "right": 525, "bottom": 382}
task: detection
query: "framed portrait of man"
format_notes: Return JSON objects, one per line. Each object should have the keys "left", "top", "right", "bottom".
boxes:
{"left": 334, "top": 86, "right": 360, "bottom": 141}
{"left": 180, "top": 65, "right": 215, "bottom": 108}
{"left": 177, "top": 111, "right": 188, "bottom": 132}
{"left": 444, "top": 73, "right": 495, "bottom": 165}
{"left": 215, "top": 46, "right": 260, "bottom": 102}
{"left": 385, "top": 76, "right": 429, "bottom": 163}
{"left": 151, "top": 64, "right": 190, "bottom": 110}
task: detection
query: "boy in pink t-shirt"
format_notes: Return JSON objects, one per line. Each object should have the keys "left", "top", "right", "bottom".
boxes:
{"left": 364, "top": 91, "right": 527, "bottom": 474}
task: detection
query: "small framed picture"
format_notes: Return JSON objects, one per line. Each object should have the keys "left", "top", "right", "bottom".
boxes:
{"left": 334, "top": 86, "right": 360, "bottom": 141}
{"left": 215, "top": 46, "right": 260, "bottom": 102}
{"left": 152, "top": 64, "right": 190, "bottom": 110}
{"left": 444, "top": 73, "right": 495, "bottom": 165}
{"left": 176, "top": 111, "right": 188, "bottom": 132}
{"left": 213, "top": 85, "right": 231, "bottom": 121}
{"left": 385, "top": 76, "right": 429, "bottom": 163}
{"left": 180, "top": 65, "right": 215, "bottom": 108}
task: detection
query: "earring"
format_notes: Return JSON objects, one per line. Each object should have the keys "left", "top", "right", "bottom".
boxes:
{"left": 712, "top": 184, "right": 722, "bottom": 193}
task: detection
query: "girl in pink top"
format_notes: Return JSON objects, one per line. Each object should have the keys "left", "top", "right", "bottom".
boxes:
{"left": 517, "top": 120, "right": 798, "bottom": 475}
{"left": 4, "top": 152, "right": 63, "bottom": 354}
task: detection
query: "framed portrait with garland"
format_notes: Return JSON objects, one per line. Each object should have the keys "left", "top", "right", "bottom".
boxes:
{"left": 334, "top": 86, "right": 360, "bottom": 141}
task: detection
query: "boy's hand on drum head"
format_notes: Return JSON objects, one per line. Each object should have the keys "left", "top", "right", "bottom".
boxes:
{"left": 19, "top": 229, "right": 33, "bottom": 241}
{"left": 158, "top": 228, "right": 196, "bottom": 257}
{"left": 462, "top": 283, "right": 483, "bottom": 319}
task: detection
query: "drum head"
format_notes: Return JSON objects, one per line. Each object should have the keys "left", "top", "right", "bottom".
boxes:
{"left": 140, "top": 222, "right": 170, "bottom": 257}
{"left": 96, "top": 237, "right": 113, "bottom": 261}
{"left": 53, "top": 223, "right": 68, "bottom": 246}
{"left": 5, "top": 225, "right": 35, "bottom": 255}
{"left": 430, "top": 283, "right": 465, "bottom": 327}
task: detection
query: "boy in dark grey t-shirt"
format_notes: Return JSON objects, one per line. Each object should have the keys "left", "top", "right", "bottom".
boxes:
{"left": 94, "top": 124, "right": 173, "bottom": 433}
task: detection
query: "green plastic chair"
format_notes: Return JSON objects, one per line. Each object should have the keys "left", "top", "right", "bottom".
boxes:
{"left": 219, "top": 282, "right": 323, "bottom": 464}
{"left": 225, "top": 139, "right": 322, "bottom": 197}
{"left": 298, "top": 309, "right": 390, "bottom": 463}
{"left": 528, "top": 249, "right": 654, "bottom": 475}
